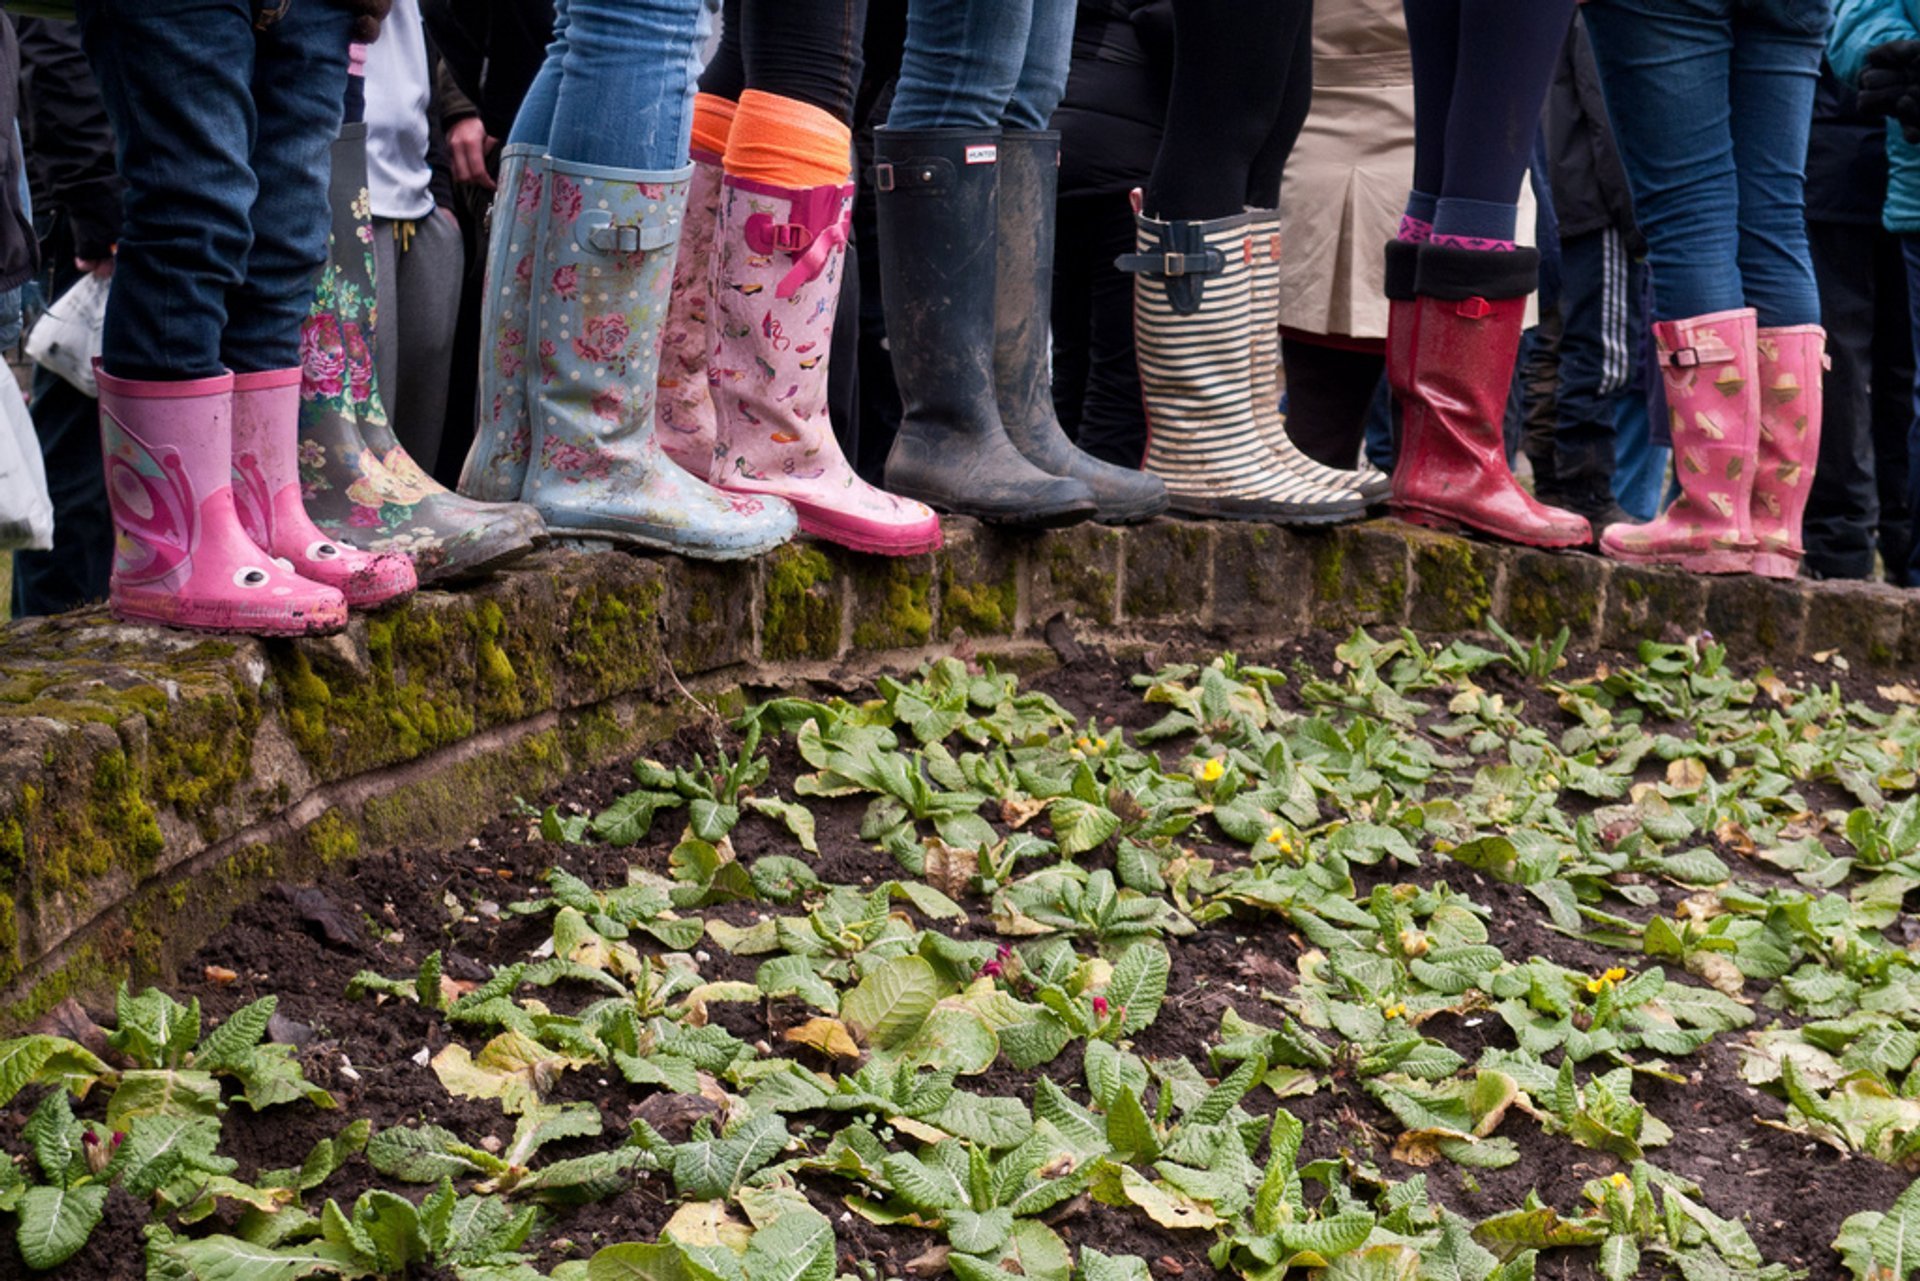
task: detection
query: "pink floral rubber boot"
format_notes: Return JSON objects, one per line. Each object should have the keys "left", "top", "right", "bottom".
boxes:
{"left": 1601, "top": 308, "right": 1759, "bottom": 573}
{"left": 99, "top": 368, "right": 347, "bottom": 636}
{"left": 656, "top": 151, "right": 725, "bottom": 476}
{"left": 231, "top": 368, "right": 416, "bottom": 609}
{"left": 1749, "top": 325, "right": 1828, "bottom": 579}
{"left": 460, "top": 143, "right": 545, "bottom": 503}
{"left": 708, "top": 176, "right": 942, "bottom": 556}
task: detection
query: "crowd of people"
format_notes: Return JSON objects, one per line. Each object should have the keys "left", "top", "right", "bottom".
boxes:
{"left": 9, "top": 0, "right": 1920, "bottom": 636}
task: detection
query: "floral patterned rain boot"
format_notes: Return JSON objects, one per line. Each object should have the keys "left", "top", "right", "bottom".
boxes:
{"left": 1749, "top": 325, "right": 1828, "bottom": 579}
{"left": 231, "top": 368, "right": 416, "bottom": 609}
{"left": 100, "top": 369, "right": 347, "bottom": 636}
{"left": 655, "top": 150, "right": 726, "bottom": 477}
{"left": 459, "top": 143, "right": 545, "bottom": 503}
{"left": 1600, "top": 309, "right": 1759, "bottom": 573}
{"left": 299, "top": 123, "right": 544, "bottom": 584}
{"left": 706, "top": 176, "right": 942, "bottom": 556}
{"left": 518, "top": 158, "right": 797, "bottom": 559}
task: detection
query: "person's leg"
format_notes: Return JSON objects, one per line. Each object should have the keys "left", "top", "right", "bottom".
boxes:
{"left": 371, "top": 217, "right": 402, "bottom": 450}
{"left": 1244, "top": 13, "right": 1315, "bottom": 210}
{"left": 1400, "top": 0, "right": 1461, "bottom": 241}
{"left": 1802, "top": 218, "right": 1879, "bottom": 579}
{"left": 1610, "top": 386, "right": 1668, "bottom": 521}
{"left": 1280, "top": 337, "right": 1388, "bottom": 470}
{"left": 1726, "top": 1, "right": 1826, "bottom": 330}
{"left": 1051, "top": 191, "right": 1096, "bottom": 442}
{"left": 12, "top": 367, "right": 113, "bottom": 615}
{"left": 1073, "top": 191, "right": 1154, "bottom": 470}
{"left": 508, "top": 0, "right": 570, "bottom": 149}
{"left": 1583, "top": 0, "right": 1743, "bottom": 321}
{"left": 1428, "top": 0, "right": 1576, "bottom": 250}
{"left": 1000, "top": 0, "right": 1074, "bottom": 131}
{"left": 76, "top": 0, "right": 257, "bottom": 380}
{"left": 547, "top": 0, "right": 702, "bottom": 170}
{"left": 1872, "top": 229, "right": 1915, "bottom": 578}
{"left": 1552, "top": 227, "right": 1635, "bottom": 529}
{"left": 1141, "top": 0, "right": 1312, "bottom": 221}
{"left": 888, "top": 0, "right": 1031, "bottom": 131}
{"left": 387, "top": 211, "right": 466, "bottom": 474}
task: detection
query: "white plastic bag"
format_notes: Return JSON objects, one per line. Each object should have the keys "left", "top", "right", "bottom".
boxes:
{"left": 0, "top": 380, "right": 51, "bottom": 552}
{"left": 25, "top": 269, "right": 107, "bottom": 398}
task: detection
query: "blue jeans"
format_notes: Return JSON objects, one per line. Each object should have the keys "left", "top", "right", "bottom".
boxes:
{"left": 75, "top": 0, "right": 352, "bottom": 380}
{"left": 887, "top": 0, "right": 1074, "bottom": 132}
{"left": 1902, "top": 235, "right": 1920, "bottom": 586}
{"left": 509, "top": 0, "right": 704, "bottom": 171}
{"left": 1583, "top": 0, "right": 1829, "bottom": 326}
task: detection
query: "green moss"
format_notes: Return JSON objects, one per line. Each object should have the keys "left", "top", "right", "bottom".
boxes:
{"left": 763, "top": 545, "right": 842, "bottom": 660}
{"left": 1044, "top": 535, "right": 1116, "bottom": 620}
{"left": 1503, "top": 559, "right": 1603, "bottom": 645}
{"left": 220, "top": 843, "right": 276, "bottom": 886}
{"left": 563, "top": 579, "right": 662, "bottom": 699}
{"left": 940, "top": 540, "right": 1020, "bottom": 637}
{"left": 851, "top": 560, "right": 933, "bottom": 651}
{"left": 1409, "top": 533, "right": 1492, "bottom": 630}
{"left": 305, "top": 811, "right": 360, "bottom": 866}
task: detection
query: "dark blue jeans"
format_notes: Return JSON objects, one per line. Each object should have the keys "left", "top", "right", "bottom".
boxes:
{"left": 1583, "top": 0, "right": 1829, "bottom": 325}
{"left": 887, "top": 0, "right": 1074, "bottom": 131}
{"left": 1902, "top": 235, "right": 1920, "bottom": 587}
{"left": 75, "top": 0, "right": 351, "bottom": 380}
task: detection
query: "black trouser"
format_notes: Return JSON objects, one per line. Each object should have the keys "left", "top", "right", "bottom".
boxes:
{"left": 13, "top": 218, "right": 113, "bottom": 617}
{"left": 1053, "top": 189, "right": 1147, "bottom": 468}
{"left": 1805, "top": 218, "right": 1914, "bottom": 580}
{"left": 1280, "top": 336, "right": 1383, "bottom": 470}
{"left": 699, "top": 0, "right": 869, "bottom": 123}
{"left": 1140, "top": 0, "right": 1314, "bottom": 220}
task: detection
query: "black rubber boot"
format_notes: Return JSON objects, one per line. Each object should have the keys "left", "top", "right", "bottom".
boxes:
{"left": 873, "top": 128, "right": 1097, "bottom": 527}
{"left": 995, "top": 131, "right": 1168, "bottom": 525}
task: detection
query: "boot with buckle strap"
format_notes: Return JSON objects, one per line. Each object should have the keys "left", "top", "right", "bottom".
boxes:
{"left": 873, "top": 127, "right": 1097, "bottom": 527}
{"left": 460, "top": 142, "right": 546, "bottom": 503}
{"left": 1748, "top": 324, "right": 1827, "bottom": 579}
{"left": 1126, "top": 198, "right": 1368, "bottom": 524}
{"left": 1390, "top": 243, "right": 1589, "bottom": 548}
{"left": 1600, "top": 308, "right": 1760, "bottom": 572}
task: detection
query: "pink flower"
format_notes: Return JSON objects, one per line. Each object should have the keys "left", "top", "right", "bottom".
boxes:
{"left": 591, "top": 386, "right": 625, "bottom": 422}
{"left": 349, "top": 504, "right": 384, "bottom": 528}
{"left": 573, "top": 312, "right": 631, "bottom": 363}
{"left": 539, "top": 339, "right": 559, "bottom": 386}
{"left": 551, "top": 264, "right": 579, "bottom": 299}
{"left": 515, "top": 170, "right": 544, "bottom": 216}
{"left": 1092, "top": 996, "right": 1109, "bottom": 1020}
{"left": 550, "top": 174, "right": 583, "bottom": 222}
{"left": 300, "top": 312, "right": 345, "bottom": 400}
{"left": 514, "top": 253, "right": 534, "bottom": 287}
{"left": 343, "top": 322, "right": 375, "bottom": 404}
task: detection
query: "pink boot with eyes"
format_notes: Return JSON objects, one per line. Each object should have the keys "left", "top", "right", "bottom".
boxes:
{"left": 1748, "top": 325, "right": 1828, "bottom": 580}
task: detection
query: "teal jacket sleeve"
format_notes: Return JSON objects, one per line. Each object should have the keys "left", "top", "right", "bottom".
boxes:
{"left": 1832, "top": 0, "right": 1920, "bottom": 86}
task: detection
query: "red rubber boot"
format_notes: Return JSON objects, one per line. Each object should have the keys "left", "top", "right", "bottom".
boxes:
{"left": 1389, "top": 244, "right": 1589, "bottom": 548}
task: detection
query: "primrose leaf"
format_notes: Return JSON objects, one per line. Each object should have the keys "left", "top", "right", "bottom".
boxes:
{"left": 368, "top": 1124, "right": 507, "bottom": 1183}
{"left": 0, "top": 1036, "right": 111, "bottom": 1109}
{"left": 841, "top": 956, "right": 942, "bottom": 1049}
{"left": 16, "top": 1183, "right": 108, "bottom": 1270}
{"left": 1104, "top": 944, "right": 1170, "bottom": 1036}
{"left": 142, "top": 1230, "right": 369, "bottom": 1280}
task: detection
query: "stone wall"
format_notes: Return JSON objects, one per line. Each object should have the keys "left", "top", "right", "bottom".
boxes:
{"left": 0, "top": 517, "right": 1908, "bottom": 1027}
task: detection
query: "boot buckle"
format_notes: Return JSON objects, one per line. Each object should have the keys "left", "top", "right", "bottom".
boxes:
{"left": 770, "top": 223, "right": 814, "bottom": 253}
{"left": 584, "top": 213, "right": 675, "bottom": 255}
{"left": 1456, "top": 297, "right": 1493, "bottom": 320}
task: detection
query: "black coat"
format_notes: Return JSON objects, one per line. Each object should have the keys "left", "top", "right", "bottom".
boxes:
{"left": 420, "top": 0, "right": 553, "bottom": 144}
{"left": 1804, "top": 58, "right": 1889, "bottom": 227}
{"left": 1546, "top": 17, "right": 1639, "bottom": 249}
{"left": 0, "top": 16, "right": 36, "bottom": 292}
{"left": 1054, "top": 0, "right": 1173, "bottom": 200}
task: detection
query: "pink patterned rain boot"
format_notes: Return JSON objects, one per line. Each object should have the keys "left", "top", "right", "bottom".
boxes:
{"left": 232, "top": 368, "right": 416, "bottom": 609}
{"left": 1749, "top": 325, "right": 1828, "bottom": 579}
{"left": 99, "top": 369, "right": 347, "bottom": 636}
{"left": 707, "top": 176, "right": 943, "bottom": 556}
{"left": 1600, "top": 309, "right": 1759, "bottom": 573}
{"left": 657, "top": 151, "right": 725, "bottom": 477}
{"left": 460, "top": 143, "right": 545, "bottom": 503}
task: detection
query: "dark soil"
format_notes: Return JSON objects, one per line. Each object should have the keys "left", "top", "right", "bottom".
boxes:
{"left": 1, "top": 632, "right": 1908, "bottom": 1280}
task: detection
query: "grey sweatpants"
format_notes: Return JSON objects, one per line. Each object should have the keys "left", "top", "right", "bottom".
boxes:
{"left": 372, "top": 208, "right": 465, "bottom": 470}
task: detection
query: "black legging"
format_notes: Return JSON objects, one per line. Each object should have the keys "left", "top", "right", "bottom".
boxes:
{"left": 1403, "top": 0, "right": 1574, "bottom": 238}
{"left": 1140, "top": 0, "right": 1314, "bottom": 221}
{"left": 698, "top": 0, "right": 870, "bottom": 125}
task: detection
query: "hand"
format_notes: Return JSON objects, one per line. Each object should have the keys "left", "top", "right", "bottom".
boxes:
{"left": 448, "top": 117, "right": 498, "bottom": 190}
{"left": 342, "top": 0, "right": 392, "bottom": 42}
{"left": 75, "top": 256, "right": 113, "bottom": 280}
{"left": 1860, "top": 39, "right": 1920, "bottom": 140}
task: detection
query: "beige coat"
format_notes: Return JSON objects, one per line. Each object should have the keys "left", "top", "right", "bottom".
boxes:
{"left": 1277, "top": 0, "right": 1535, "bottom": 340}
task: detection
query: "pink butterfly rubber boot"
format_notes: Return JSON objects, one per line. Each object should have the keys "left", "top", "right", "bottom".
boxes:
{"left": 99, "top": 368, "right": 347, "bottom": 636}
{"left": 1749, "top": 325, "right": 1828, "bottom": 580}
{"left": 459, "top": 143, "right": 545, "bottom": 503}
{"left": 518, "top": 158, "right": 797, "bottom": 559}
{"left": 656, "top": 150, "right": 725, "bottom": 477}
{"left": 232, "top": 368, "right": 416, "bottom": 609}
{"left": 1600, "top": 308, "right": 1759, "bottom": 573}
{"left": 708, "top": 176, "right": 942, "bottom": 556}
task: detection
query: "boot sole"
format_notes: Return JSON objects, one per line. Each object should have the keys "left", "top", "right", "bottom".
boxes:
{"left": 895, "top": 489, "right": 1098, "bottom": 529}
{"left": 1603, "top": 543, "right": 1755, "bottom": 575}
{"left": 1168, "top": 495, "right": 1368, "bottom": 526}
{"left": 111, "top": 594, "right": 349, "bottom": 638}
{"left": 415, "top": 537, "right": 541, "bottom": 587}
{"left": 539, "top": 520, "right": 793, "bottom": 563}
{"left": 1393, "top": 505, "right": 1591, "bottom": 551}
{"left": 797, "top": 516, "right": 945, "bottom": 557}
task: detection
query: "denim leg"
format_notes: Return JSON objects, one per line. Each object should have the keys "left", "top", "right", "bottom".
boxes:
{"left": 1001, "top": 0, "right": 1074, "bottom": 131}
{"left": 74, "top": 0, "right": 258, "bottom": 380}
{"left": 547, "top": 0, "right": 704, "bottom": 170}
{"left": 510, "top": 0, "right": 571, "bottom": 149}
{"left": 889, "top": 0, "right": 1033, "bottom": 131}
{"left": 1727, "top": 3, "right": 1827, "bottom": 329}
{"left": 1584, "top": 0, "right": 1745, "bottom": 320}
{"left": 1903, "top": 234, "right": 1920, "bottom": 586}
{"left": 12, "top": 365, "right": 113, "bottom": 614}
{"left": 222, "top": 0, "right": 353, "bottom": 374}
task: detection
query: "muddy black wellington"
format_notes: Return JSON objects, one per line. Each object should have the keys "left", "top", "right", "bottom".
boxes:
{"left": 872, "top": 127, "right": 1097, "bottom": 528}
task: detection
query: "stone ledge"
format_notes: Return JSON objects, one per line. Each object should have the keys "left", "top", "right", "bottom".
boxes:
{"left": 0, "top": 517, "right": 1899, "bottom": 1025}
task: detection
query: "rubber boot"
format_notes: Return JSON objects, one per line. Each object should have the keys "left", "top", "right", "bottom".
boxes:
{"left": 1126, "top": 199, "right": 1368, "bottom": 524}
{"left": 518, "top": 158, "right": 797, "bottom": 558}
{"left": 301, "top": 123, "right": 544, "bottom": 583}
{"left": 873, "top": 128, "right": 1097, "bottom": 526}
{"left": 706, "top": 174, "right": 942, "bottom": 555}
{"left": 231, "top": 368, "right": 416, "bottom": 609}
{"left": 1599, "top": 309, "right": 1759, "bottom": 573}
{"left": 1244, "top": 209, "right": 1390, "bottom": 503}
{"left": 100, "top": 369, "right": 347, "bottom": 636}
{"left": 460, "top": 142, "right": 545, "bottom": 503}
{"left": 1383, "top": 239, "right": 1420, "bottom": 458}
{"left": 656, "top": 150, "right": 727, "bottom": 478}
{"left": 1391, "top": 244, "right": 1589, "bottom": 548}
{"left": 994, "top": 130, "right": 1167, "bottom": 525}
{"left": 1750, "top": 325, "right": 1828, "bottom": 579}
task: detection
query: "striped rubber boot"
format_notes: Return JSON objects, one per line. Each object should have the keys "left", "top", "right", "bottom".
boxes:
{"left": 1245, "top": 209, "right": 1390, "bottom": 502}
{"left": 1125, "top": 200, "right": 1368, "bottom": 524}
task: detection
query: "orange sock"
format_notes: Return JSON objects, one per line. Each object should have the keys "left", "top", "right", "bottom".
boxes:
{"left": 691, "top": 93, "right": 736, "bottom": 162}
{"left": 723, "top": 90, "right": 851, "bottom": 190}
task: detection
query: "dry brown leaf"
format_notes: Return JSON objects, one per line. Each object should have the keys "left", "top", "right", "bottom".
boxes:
{"left": 1686, "top": 952, "right": 1745, "bottom": 997}
{"left": 1882, "top": 683, "right": 1920, "bottom": 706}
{"left": 904, "top": 1247, "right": 952, "bottom": 1278}
{"left": 782, "top": 1017, "right": 863, "bottom": 1060}
{"left": 1675, "top": 891, "right": 1725, "bottom": 922}
{"left": 204, "top": 966, "right": 239, "bottom": 986}
{"left": 1666, "top": 758, "right": 1708, "bottom": 791}
{"left": 922, "top": 839, "right": 974, "bottom": 899}
{"left": 1000, "top": 797, "right": 1047, "bottom": 830}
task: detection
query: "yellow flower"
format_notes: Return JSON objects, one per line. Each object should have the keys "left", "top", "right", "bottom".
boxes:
{"left": 1606, "top": 967, "right": 1627, "bottom": 982}
{"left": 1199, "top": 759, "right": 1225, "bottom": 783}
{"left": 1384, "top": 1003, "right": 1407, "bottom": 1020}
{"left": 1585, "top": 978, "right": 1604, "bottom": 995}
{"left": 1265, "top": 828, "right": 1293, "bottom": 854}
{"left": 1076, "top": 737, "right": 1091, "bottom": 750}
{"left": 1586, "top": 967, "right": 1628, "bottom": 995}
{"left": 1607, "top": 1173, "right": 1630, "bottom": 1190}
{"left": 1094, "top": 737, "right": 1108, "bottom": 751}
